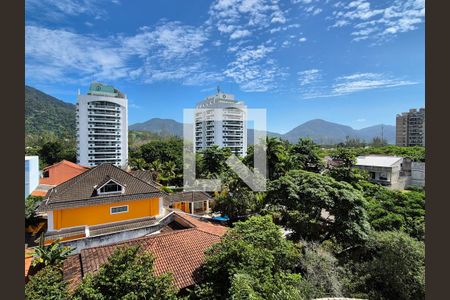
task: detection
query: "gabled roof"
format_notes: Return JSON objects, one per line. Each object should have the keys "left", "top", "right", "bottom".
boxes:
{"left": 43, "top": 160, "right": 89, "bottom": 171}
{"left": 129, "top": 170, "right": 162, "bottom": 189}
{"left": 356, "top": 155, "right": 403, "bottom": 168}
{"left": 63, "top": 212, "right": 227, "bottom": 291}
{"left": 39, "top": 163, "right": 165, "bottom": 211}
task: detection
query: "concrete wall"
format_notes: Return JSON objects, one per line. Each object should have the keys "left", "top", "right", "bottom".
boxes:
{"left": 410, "top": 162, "right": 425, "bottom": 187}
{"left": 60, "top": 212, "right": 175, "bottom": 254}
{"left": 25, "top": 156, "right": 39, "bottom": 198}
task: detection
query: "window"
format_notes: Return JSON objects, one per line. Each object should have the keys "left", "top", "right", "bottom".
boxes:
{"left": 99, "top": 180, "right": 123, "bottom": 194}
{"left": 43, "top": 170, "right": 49, "bottom": 178}
{"left": 110, "top": 205, "right": 128, "bottom": 214}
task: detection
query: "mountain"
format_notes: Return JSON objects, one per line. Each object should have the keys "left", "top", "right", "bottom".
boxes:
{"left": 283, "top": 119, "right": 395, "bottom": 144}
{"left": 25, "top": 85, "right": 76, "bottom": 138}
{"left": 25, "top": 85, "right": 395, "bottom": 146}
{"left": 129, "top": 118, "right": 183, "bottom": 137}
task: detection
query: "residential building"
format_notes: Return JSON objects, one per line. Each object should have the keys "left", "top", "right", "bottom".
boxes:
{"left": 166, "top": 191, "right": 212, "bottom": 215}
{"left": 62, "top": 212, "right": 227, "bottom": 293}
{"left": 76, "top": 82, "right": 128, "bottom": 168}
{"left": 32, "top": 160, "right": 90, "bottom": 197}
{"left": 396, "top": 108, "right": 425, "bottom": 147}
{"left": 194, "top": 90, "right": 247, "bottom": 156}
{"left": 25, "top": 156, "right": 39, "bottom": 198}
{"left": 355, "top": 155, "right": 408, "bottom": 190}
{"left": 38, "top": 163, "right": 166, "bottom": 243}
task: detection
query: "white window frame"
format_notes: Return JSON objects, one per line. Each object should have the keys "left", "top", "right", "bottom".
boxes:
{"left": 110, "top": 205, "right": 129, "bottom": 215}
{"left": 97, "top": 179, "right": 125, "bottom": 195}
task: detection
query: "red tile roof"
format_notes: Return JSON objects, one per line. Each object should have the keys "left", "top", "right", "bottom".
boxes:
{"left": 40, "top": 160, "right": 89, "bottom": 186}
{"left": 63, "top": 212, "right": 227, "bottom": 291}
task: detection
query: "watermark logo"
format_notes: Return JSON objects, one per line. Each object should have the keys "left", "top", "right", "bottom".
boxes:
{"left": 183, "top": 108, "right": 267, "bottom": 192}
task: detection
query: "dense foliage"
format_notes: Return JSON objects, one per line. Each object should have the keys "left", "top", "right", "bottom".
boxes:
{"left": 73, "top": 245, "right": 178, "bottom": 300}
{"left": 342, "top": 231, "right": 425, "bottom": 300}
{"left": 25, "top": 265, "right": 69, "bottom": 300}
{"left": 267, "top": 170, "right": 371, "bottom": 247}
{"left": 31, "top": 237, "right": 74, "bottom": 268}
{"left": 25, "top": 85, "right": 76, "bottom": 142}
{"left": 25, "top": 195, "right": 43, "bottom": 227}
{"left": 191, "top": 216, "right": 302, "bottom": 299}
{"left": 357, "top": 181, "right": 425, "bottom": 240}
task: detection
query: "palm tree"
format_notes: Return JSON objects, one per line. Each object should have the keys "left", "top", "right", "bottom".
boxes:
{"left": 31, "top": 234, "right": 74, "bottom": 267}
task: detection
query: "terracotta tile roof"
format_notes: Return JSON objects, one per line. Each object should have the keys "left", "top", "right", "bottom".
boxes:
{"left": 31, "top": 190, "right": 48, "bottom": 197}
{"left": 63, "top": 212, "right": 227, "bottom": 291}
{"left": 40, "top": 160, "right": 89, "bottom": 186}
{"left": 25, "top": 249, "right": 34, "bottom": 278}
{"left": 38, "top": 163, "right": 166, "bottom": 211}
{"left": 43, "top": 160, "right": 89, "bottom": 171}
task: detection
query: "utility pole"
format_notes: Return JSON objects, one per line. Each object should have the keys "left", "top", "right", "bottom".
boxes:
{"left": 381, "top": 125, "right": 384, "bottom": 142}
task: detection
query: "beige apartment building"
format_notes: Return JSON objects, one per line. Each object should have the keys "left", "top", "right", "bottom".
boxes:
{"left": 396, "top": 108, "right": 425, "bottom": 147}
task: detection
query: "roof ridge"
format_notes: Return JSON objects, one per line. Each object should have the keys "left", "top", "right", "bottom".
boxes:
{"left": 46, "top": 163, "right": 98, "bottom": 199}
{"left": 79, "top": 227, "right": 200, "bottom": 254}
{"left": 126, "top": 169, "right": 166, "bottom": 192}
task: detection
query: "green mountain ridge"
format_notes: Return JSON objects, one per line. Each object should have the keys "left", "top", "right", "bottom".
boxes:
{"left": 25, "top": 85, "right": 396, "bottom": 145}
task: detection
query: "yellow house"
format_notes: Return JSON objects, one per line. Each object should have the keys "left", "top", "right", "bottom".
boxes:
{"left": 167, "top": 191, "right": 212, "bottom": 215}
{"left": 38, "top": 163, "right": 166, "bottom": 242}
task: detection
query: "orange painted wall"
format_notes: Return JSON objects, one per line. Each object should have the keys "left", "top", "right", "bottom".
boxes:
{"left": 53, "top": 197, "right": 160, "bottom": 230}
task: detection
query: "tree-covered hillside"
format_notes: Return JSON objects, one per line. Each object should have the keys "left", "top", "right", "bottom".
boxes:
{"left": 25, "top": 85, "right": 76, "bottom": 141}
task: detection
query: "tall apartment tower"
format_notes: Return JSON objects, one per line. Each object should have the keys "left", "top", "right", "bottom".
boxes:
{"left": 396, "top": 108, "right": 425, "bottom": 147}
{"left": 76, "top": 82, "right": 128, "bottom": 168}
{"left": 194, "top": 90, "right": 247, "bottom": 156}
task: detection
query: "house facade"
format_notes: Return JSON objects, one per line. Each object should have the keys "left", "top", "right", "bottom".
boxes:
{"left": 355, "top": 155, "right": 407, "bottom": 189}
{"left": 38, "top": 163, "right": 166, "bottom": 243}
{"left": 166, "top": 191, "right": 212, "bottom": 215}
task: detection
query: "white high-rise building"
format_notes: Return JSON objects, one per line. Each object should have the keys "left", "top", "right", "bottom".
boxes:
{"left": 194, "top": 90, "right": 247, "bottom": 156}
{"left": 76, "top": 82, "right": 128, "bottom": 168}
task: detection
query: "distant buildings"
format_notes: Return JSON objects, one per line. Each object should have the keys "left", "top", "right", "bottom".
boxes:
{"left": 354, "top": 155, "right": 425, "bottom": 190}
{"left": 76, "top": 82, "right": 128, "bottom": 168}
{"left": 24, "top": 156, "right": 39, "bottom": 198}
{"left": 355, "top": 155, "right": 405, "bottom": 189}
{"left": 194, "top": 90, "right": 247, "bottom": 156}
{"left": 396, "top": 108, "right": 425, "bottom": 147}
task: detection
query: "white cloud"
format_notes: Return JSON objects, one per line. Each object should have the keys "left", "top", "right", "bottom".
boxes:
{"left": 298, "top": 72, "right": 418, "bottom": 99}
{"left": 230, "top": 29, "right": 252, "bottom": 39}
{"left": 25, "top": 22, "right": 215, "bottom": 86}
{"left": 356, "top": 118, "right": 366, "bottom": 122}
{"left": 224, "top": 45, "right": 287, "bottom": 92}
{"left": 332, "top": 72, "right": 417, "bottom": 95}
{"left": 330, "top": 0, "right": 425, "bottom": 42}
{"left": 298, "top": 69, "right": 320, "bottom": 86}
{"left": 299, "top": 37, "right": 307, "bottom": 42}
{"left": 26, "top": 0, "right": 119, "bottom": 21}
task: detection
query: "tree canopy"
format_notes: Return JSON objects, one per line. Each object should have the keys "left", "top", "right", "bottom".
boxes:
{"left": 267, "top": 170, "right": 371, "bottom": 247}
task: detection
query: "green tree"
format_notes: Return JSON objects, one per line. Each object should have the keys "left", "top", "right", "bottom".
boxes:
{"left": 195, "top": 215, "right": 301, "bottom": 299}
{"left": 326, "top": 147, "right": 367, "bottom": 183}
{"left": 344, "top": 231, "right": 425, "bottom": 300}
{"left": 357, "top": 181, "right": 425, "bottom": 240}
{"left": 267, "top": 170, "right": 371, "bottom": 247}
{"left": 25, "top": 265, "right": 69, "bottom": 300}
{"left": 290, "top": 138, "right": 324, "bottom": 173}
{"left": 244, "top": 137, "right": 291, "bottom": 180}
{"left": 370, "top": 136, "right": 388, "bottom": 147}
{"left": 297, "top": 242, "right": 344, "bottom": 299}
{"left": 25, "top": 195, "right": 43, "bottom": 227}
{"left": 197, "top": 146, "right": 232, "bottom": 178}
{"left": 73, "top": 245, "right": 178, "bottom": 300}
{"left": 38, "top": 141, "right": 76, "bottom": 166}
{"left": 212, "top": 171, "right": 265, "bottom": 221}
{"left": 32, "top": 236, "right": 74, "bottom": 268}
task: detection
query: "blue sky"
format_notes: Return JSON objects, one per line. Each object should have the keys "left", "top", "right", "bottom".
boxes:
{"left": 25, "top": 0, "right": 425, "bottom": 134}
